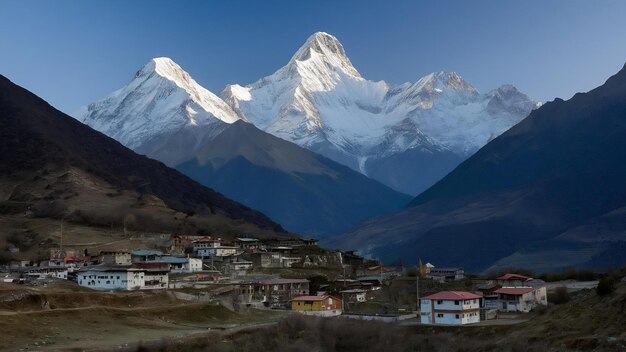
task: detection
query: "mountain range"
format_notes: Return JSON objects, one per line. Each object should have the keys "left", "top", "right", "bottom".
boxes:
{"left": 221, "top": 32, "right": 540, "bottom": 195}
{"left": 327, "top": 63, "right": 626, "bottom": 273}
{"left": 76, "top": 32, "right": 536, "bottom": 236}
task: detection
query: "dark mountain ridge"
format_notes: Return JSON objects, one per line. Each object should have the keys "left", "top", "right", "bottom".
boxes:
{"left": 0, "top": 74, "right": 284, "bottom": 233}
{"left": 328, "top": 63, "right": 626, "bottom": 273}
{"left": 177, "top": 120, "right": 412, "bottom": 236}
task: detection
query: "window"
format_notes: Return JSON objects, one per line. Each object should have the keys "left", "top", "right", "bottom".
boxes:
{"left": 437, "top": 313, "right": 444, "bottom": 318}
{"left": 437, "top": 300, "right": 443, "bottom": 304}
{"left": 454, "top": 300, "right": 459, "bottom": 305}
{"left": 455, "top": 314, "right": 460, "bottom": 319}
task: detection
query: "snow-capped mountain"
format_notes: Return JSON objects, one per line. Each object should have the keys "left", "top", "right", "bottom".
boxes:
{"left": 77, "top": 32, "right": 538, "bottom": 196}
{"left": 75, "top": 56, "right": 410, "bottom": 236}
{"left": 221, "top": 32, "right": 539, "bottom": 194}
{"left": 77, "top": 57, "right": 240, "bottom": 165}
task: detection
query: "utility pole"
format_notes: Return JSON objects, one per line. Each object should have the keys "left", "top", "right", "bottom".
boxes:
{"left": 416, "top": 274, "right": 420, "bottom": 313}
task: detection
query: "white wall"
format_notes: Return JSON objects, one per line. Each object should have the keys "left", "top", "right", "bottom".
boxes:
{"left": 420, "top": 298, "right": 480, "bottom": 325}
{"left": 77, "top": 271, "right": 144, "bottom": 290}
{"left": 185, "top": 258, "right": 203, "bottom": 272}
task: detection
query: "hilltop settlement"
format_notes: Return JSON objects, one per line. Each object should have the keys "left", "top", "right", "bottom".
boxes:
{"left": 1, "top": 232, "right": 560, "bottom": 325}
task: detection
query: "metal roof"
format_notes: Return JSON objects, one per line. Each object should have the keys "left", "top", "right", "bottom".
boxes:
{"left": 422, "top": 291, "right": 481, "bottom": 300}
{"left": 496, "top": 273, "right": 533, "bottom": 281}
{"left": 494, "top": 287, "right": 535, "bottom": 295}
{"left": 292, "top": 295, "right": 327, "bottom": 301}
{"left": 131, "top": 250, "right": 163, "bottom": 256}
{"left": 258, "top": 278, "right": 309, "bottom": 285}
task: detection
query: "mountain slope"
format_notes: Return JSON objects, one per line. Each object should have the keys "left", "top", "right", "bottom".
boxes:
{"left": 177, "top": 121, "right": 411, "bottom": 236}
{"left": 221, "top": 32, "right": 539, "bottom": 195}
{"left": 77, "top": 58, "right": 240, "bottom": 166}
{"left": 0, "top": 74, "right": 284, "bottom": 235}
{"left": 327, "top": 63, "right": 626, "bottom": 273}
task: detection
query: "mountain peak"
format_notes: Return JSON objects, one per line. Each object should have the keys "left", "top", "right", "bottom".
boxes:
{"left": 289, "top": 32, "right": 360, "bottom": 78}
{"left": 412, "top": 71, "right": 477, "bottom": 94}
{"left": 135, "top": 57, "right": 192, "bottom": 84}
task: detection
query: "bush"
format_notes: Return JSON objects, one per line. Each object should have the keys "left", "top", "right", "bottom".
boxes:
{"left": 596, "top": 277, "right": 615, "bottom": 296}
{"left": 549, "top": 286, "right": 570, "bottom": 304}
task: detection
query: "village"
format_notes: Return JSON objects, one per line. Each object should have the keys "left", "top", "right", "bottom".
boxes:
{"left": 0, "top": 233, "right": 568, "bottom": 327}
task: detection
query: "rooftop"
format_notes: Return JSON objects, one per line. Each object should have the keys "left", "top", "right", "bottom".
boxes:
{"left": 258, "top": 278, "right": 309, "bottom": 285}
{"left": 494, "top": 287, "right": 536, "bottom": 295}
{"left": 131, "top": 250, "right": 163, "bottom": 256}
{"left": 422, "top": 291, "right": 481, "bottom": 300}
{"left": 292, "top": 295, "right": 328, "bottom": 301}
{"left": 496, "top": 273, "right": 533, "bottom": 281}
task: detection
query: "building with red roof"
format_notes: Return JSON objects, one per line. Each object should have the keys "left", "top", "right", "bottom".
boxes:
{"left": 496, "top": 273, "right": 533, "bottom": 287}
{"left": 495, "top": 286, "right": 547, "bottom": 313}
{"left": 292, "top": 294, "right": 342, "bottom": 316}
{"left": 420, "top": 291, "right": 481, "bottom": 325}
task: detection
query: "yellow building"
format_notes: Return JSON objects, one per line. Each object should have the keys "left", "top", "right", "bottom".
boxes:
{"left": 291, "top": 295, "right": 342, "bottom": 315}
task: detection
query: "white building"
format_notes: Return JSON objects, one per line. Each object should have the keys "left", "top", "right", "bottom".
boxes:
{"left": 77, "top": 267, "right": 169, "bottom": 290}
{"left": 197, "top": 246, "right": 238, "bottom": 257}
{"left": 24, "top": 267, "right": 68, "bottom": 280}
{"left": 192, "top": 240, "right": 222, "bottom": 251}
{"left": 495, "top": 286, "right": 547, "bottom": 313}
{"left": 420, "top": 291, "right": 481, "bottom": 325}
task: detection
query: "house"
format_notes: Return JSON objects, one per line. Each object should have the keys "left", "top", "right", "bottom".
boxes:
{"left": 249, "top": 252, "right": 301, "bottom": 268}
{"left": 140, "top": 265, "right": 170, "bottom": 289}
{"left": 420, "top": 291, "right": 481, "bottom": 325}
{"left": 340, "top": 289, "right": 367, "bottom": 303}
{"left": 23, "top": 267, "right": 68, "bottom": 280}
{"left": 9, "top": 260, "right": 36, "bottom": 269}
{"left": 77, "top": 267, "right": 145, "bottom": 290}
{"left": 223, "top": 259, "right": 254, "bottom": 276}
{"left": 170, "top": 235, "right": 215, "bottom": 254}
{"left": 291, "top": 295, "right": 342, "bottom": 316}
{"left": 192, "top": 239, "right": 223, "bottom": 252}
{"left": 476, "top": 283, "right": 500, "bottom": 309}
{"left": 427, "top": 267, "right": 465, "bottom": 282}
{"left": 341, "top": 251, "right": 364, "bottom": 267}
{"left": 303, "top": 238, "right": 319, "bottom": 246}
{"left": 131, "top": 250, "right": 163, "bottom": 263}
{"left": 233, "top": 237, "right": 260, "bottom": 250}
{"left": 99, "top": 251, "right": 132, "bottom": 266}
{"left": 495, "top": 287, "right": 547, "bottom": 313}
{"left": 235, "top": 278, "right": 310, "bottom": 308}
{"left": 496, "top": 273, "right": 533, "bottom": 287}
{"left": 130, "top": 250, "right": 202, "bottom": 273}
{"left": 197, "top": 246, "right": 238, "bottom": 257}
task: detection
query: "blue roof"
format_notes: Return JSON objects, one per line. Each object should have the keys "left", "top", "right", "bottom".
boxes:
{"left": 160, "top": 256, "right": 189, "bottom": 264}
{"left": 131, "top": 250, "right": 163, "bottom": 256}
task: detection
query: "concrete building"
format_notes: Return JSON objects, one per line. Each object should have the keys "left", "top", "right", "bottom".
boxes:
{"left": 495, "top": 286, "right": 547, "bottom": 313}
{"left": 99, "top": 251, "right": 132, "bottom": 266}
{"left": 197, "top": 246, "right": 237, "bottom": 257}
{"left": 420, "top": 291, "right": 481, "bottom": 325}
{"left": 192, "top": 239, "right": 223, "bottom": 252}
{"left": 235, "top": 278, "right": 310, "bottom": 308}
{"left": 291, "top": 295, "right": 342, "bottom": 316}
{"left": 77, "top": 267, "right": 145, "bottom": 290}
{"left": 23, "top": 267, "right": 68, "bottom": 280}
{"left": 496, "top": 273, "right": 533, "bottom": 287}
{"left": 233, "top": 237, "right": 260, "bottom": 250}
{"left": 427, "top": 267, "right": 465, "bottom": 282}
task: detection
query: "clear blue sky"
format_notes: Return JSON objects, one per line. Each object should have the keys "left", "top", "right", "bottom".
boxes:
{"left": 1, "top": 0, "right": 626, "bottom": 114}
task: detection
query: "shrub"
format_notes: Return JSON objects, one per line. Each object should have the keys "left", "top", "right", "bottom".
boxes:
{"left": 596, "top": 277, "right": 615, "bottom": 296}
{"left": 549, "top": 286, "right": 570, "bottom": 304}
